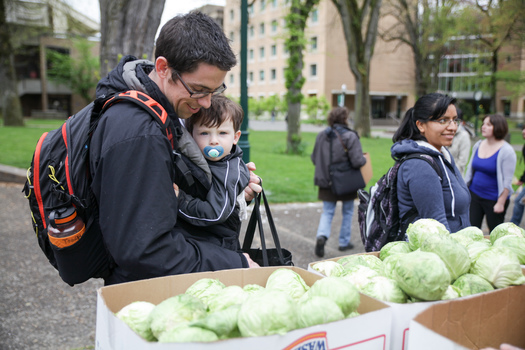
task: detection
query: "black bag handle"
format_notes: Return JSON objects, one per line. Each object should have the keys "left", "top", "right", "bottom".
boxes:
{"left": 242, "top": 188, "right": 286, "bottom": 266}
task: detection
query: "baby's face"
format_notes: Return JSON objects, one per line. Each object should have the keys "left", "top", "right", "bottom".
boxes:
{"left": 192, "top": 118, "right": 241, "bottom": 161}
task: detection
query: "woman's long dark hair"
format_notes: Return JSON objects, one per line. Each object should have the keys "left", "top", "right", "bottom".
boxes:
{"left": 393, "top": 93, "right": 456, "bottom": 143}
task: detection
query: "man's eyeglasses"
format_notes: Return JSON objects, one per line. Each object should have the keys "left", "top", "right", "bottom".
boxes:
{"left": 175, "top": 72, "right": 226, "bottom": 99}
{"left": 432, "top": 118, "right": 460, "bottom": 127}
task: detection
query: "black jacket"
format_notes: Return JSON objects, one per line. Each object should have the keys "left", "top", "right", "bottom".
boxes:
{"left": 89, "top": 56, "right": 248, "bottom": 285}
{"left": 177, "top": 144, "right": 250, "bottom": 251}
{"left": 311, "top": 124, "right": 366, "bottom": 201}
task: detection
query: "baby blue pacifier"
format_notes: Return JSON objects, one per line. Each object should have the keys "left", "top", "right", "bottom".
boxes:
{"left": 203, "top": 146, "right": 224, "bottom": 158}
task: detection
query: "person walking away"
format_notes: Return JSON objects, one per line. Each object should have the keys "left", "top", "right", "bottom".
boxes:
{"left": 510, "top": 126, "right": 525, "bottom": 226}
{"left": 392, "top": 93, "right": 471, "bottom": 234}
{"left": 447, "top": 107, "right": 471, "bottom": 176}
{"left": 465, "top": 114, "right": 516, "bottom": 232}
{"left": 311, "top": 107, "right": 366, "bottom": 257}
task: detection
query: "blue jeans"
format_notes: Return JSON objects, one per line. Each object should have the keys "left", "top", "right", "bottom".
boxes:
{"left": 511, "top": 186, "right": 525, "bottom": 226}
{"left": 316, "top": 200, "right": 354, "bottom": 247}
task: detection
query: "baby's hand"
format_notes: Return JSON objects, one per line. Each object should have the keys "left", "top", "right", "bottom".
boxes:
{"left": 173, "top": 183, "right": 179, "bottom": 197}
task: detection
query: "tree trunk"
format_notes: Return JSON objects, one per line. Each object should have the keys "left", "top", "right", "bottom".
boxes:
{"left": 0, "top": 0, "right": 24, "bottom": 126}
{"left": 99, "top": 0, "right": 165, "bottom": 77}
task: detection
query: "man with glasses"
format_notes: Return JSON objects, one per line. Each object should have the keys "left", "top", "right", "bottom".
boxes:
{"left": 89, "top": 12, "right": 260, "bottom": 285}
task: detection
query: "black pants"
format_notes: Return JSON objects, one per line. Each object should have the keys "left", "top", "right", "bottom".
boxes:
{"left": 469, "top": 190, "right": 509, "bottom": 232}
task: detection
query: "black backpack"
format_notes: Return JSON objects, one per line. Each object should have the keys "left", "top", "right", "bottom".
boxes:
{"left": 23, "top": 90, "right": 178, "bottom": 286}
{"left": 357, "top": 153, "right": 443, "bottom": 252}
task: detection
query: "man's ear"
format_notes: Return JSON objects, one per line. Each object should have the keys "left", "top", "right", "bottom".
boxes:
{"left": 155, "top": 57, "right": 170, "bottom": 79}
{"left": 233, "top": 130, "right": 242, "bottom": 144}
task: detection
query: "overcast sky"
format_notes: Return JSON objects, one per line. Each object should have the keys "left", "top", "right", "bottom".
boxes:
{"left": 66, "top": 0, "right": 226, "bottom": 34}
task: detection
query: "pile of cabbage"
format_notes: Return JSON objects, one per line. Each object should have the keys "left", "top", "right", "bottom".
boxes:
{"left": 115, "top": 268, "right": 361, "bottom": 343}
{"left": 312, "top": 219, "right": 525, "bottom": 304}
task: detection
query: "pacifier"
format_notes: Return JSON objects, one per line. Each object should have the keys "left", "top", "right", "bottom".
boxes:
{"left": 204, "top": 146, "right": 224, "bottom": 158}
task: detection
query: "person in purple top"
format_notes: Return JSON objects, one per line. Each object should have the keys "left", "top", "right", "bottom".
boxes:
{"left": 464, "top": 114, "right": 517, "bottom": 231}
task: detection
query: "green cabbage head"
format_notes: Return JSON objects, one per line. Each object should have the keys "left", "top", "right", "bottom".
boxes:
{"left": 265, "top": 268, "right": 309, "bottom": 299}
{"left": 361, "top": 276, "right": 407, "bottom": 303}
{"left": 185, "top": 278, "right": 226, "bottom": 306}
{"left": 311, "top": 261, "right": 346, "bottom": 277}
{"left": 420, "top": 234, "right": 471, "bottom": 282}
{"left": 157, "top": 325, "right": 219, "bottom": 343}
{"left": 206, "top": 285, "right": 248, "bottom": 313}
{"left": 337, "top": 254, "right": 383, "bottom": 273}
{"left": 492, "top": 235, "right": 525, "bottom": 264}
{"left": 237, "top": 290, "right": 298, "bottom": 337}
{"left": 243, "top": 284, "right": 265, "bottom": 296}
{"left": 381, "top": 254, "right": 404, "bottom": 279}
{"left": 190, "top": 304, "right": 241, "bottom": 339}
{"left": 148, "top": 294, "right": 207, "bottom": 340}
{"left": 115, "top": 301, "right": 156, "bottom": 341}
{"left": 307, "top": 276, "right": 360, "bottom": 316}
{"left": 406, "top": 218, "right": 450, "bottom": 251}
{"left": 470, "top": 247, "right": 525, "bottom": 289}
{"left": 441, "top": 285, "right": 460, "bottom": 300}
{"left": 451, "top": 226, "right": 485, "bottom": 247}
{"left": 342, "top": 265, "right": 380, "bottom": 290}
{"left": 296, "top": 296, "right": 345, "bottom": 328}
{"left": 452, "top": 273, "right": 494, "bottom": 297}
{"left": 465, "top": 240, "right": 492, "bottom": 264}
{"left": 379, "top": 241, "right": 411, "bottom": 261}
{"left": 489, "top": 222, "right": 525, "bottom": 244}
{"left": 391, "top": 251, "right": 451, "bottom": 301}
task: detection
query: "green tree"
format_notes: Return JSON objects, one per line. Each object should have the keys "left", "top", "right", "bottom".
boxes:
{"left": 284, "top": 0, "right": 320, "bottom": 154}
{"left": 331, "top": 0, "right": 383, "bottom": 137}
{"left": 304, "top": 95, "right": 330, "bottom": 120}
{"left": 380, "top": 0, "right": 458, "bottom": 97}
{"left": 0, "top": 0, "right": 24, "bottom": 126}
{"left": 47, "top": 38, "right": 100, "bottom": 104}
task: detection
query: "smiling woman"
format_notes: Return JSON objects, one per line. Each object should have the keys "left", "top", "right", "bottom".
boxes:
{"left": 390, "top": 92, "right": 472, "bottom": 234}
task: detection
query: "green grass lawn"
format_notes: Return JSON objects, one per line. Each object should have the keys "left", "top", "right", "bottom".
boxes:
{"left": 1, "top": 119, "right": 523, "bottom": 203}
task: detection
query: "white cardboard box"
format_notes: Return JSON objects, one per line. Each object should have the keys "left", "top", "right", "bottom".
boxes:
{"left": 96, "top": 266, "right": 392, "bottom": 350}
{"left": 408, "top": 283, "right": 525, "bottom": 350}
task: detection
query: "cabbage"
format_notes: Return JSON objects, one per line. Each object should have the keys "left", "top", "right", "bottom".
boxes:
{"left": 296, "top": 296, "right": 345, "bottom": 328}
{"left": 185, "top": 278, "right": 226, "bottom": 306}
{"left": 391, "top": 251, "right": 451, "bottom": 301}
{"left": 379, "top": 241, "right": 411, "bottom": 260}
{"left": 360, "top": 276, "right": 407, "bottom": 303}
{"left": 157, "top": 325, "right": 219, "bottom": 343}
{"left": 441, "top": 285, "right": 460, "bottom": 300}
{"left": 489, "top": 222, "right": 525, "bottom": 244}
{"left": 465, "top": 240, "right": 491, "bottom": 263}
{"left": 406, "top": 218, "right": 449, "bottom": 251}
{"left": 493, "top": 235, "right": 525, "bottom": 264}
{"left": 341, "top": 265, "right": 380, "bottom": 290}
{"left": 115, "top": 301, "right": 156, "bottom": 341}
{"left": 190, "top": 304, "right": 241, "bottom": 339}
{"left": 307, "top": 276, "right": 360, "bottom": 316}
{"left": 207, "top": 285, "right": 248, "bottom": 313}
{"left": 148, "top": 294, "right": 207, "bottom": 339}
{"left": 242, "top": 284, "right": 265, "bottom": 296}
{"left": 346, "top": 311, "right": 360, "bottom": 318}
{"left": 420, "top": 234, "right": 470, "bottom": 282}
{"left": 381, "top": 254, "right": 403, "bottom": 279}
{"left": 452, "top": 273, "right": 494, "bottom": 297}
{"left": 311, "top": 261, "right": 346, "bottom": 277}
{"left": 451, "top": 226, "right": 485, "bottom": 247}
{"left": 237, "top": 290, "right": 298, "bottom": 337}
{"left": 337, "top": 254, "right": 383, "bottom": 273}
{"left": 470, "top": 247, "right": 525, "bottom": 289}
{"left": 265, "top": 268, "right": 309, "bottom": 299}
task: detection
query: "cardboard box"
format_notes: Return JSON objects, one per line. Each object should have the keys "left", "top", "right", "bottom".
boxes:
{"left": 408, "top": 284, "right": 525, "bottom": 350}
{"left": 96, "top": 266, "right": 392, "bottom": 350}
{"left": 361, "top": 153, "right": 373, "bottom": 185}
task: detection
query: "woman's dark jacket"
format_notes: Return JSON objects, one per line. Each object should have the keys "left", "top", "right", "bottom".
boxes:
{"left": 311, "top": 124, "right": 366, "bottom": 201}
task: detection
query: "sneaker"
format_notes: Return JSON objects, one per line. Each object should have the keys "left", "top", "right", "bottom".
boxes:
{"left": 315, "top": 236, "right": 327, "bottom": 257}
{"left": 338, "top": 242, "right": 355, "bottom": 251}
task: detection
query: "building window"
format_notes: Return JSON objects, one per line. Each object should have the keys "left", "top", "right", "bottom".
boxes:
{"left": 259, "top": 46, "right": 265, "bottom": 59}
{"left": 249, "top": 49, "right": 254, "bottom": 60}
{"left": 271, "top": 0, "right": 278, "bottom": 8}
{"left": 259, "top": 70, "right": 265, "bottom": 81}
{"left": 271, "top": 44, "right": 277, "bottom": 57}
{"left": 230, "top": 9, "right": 234, "bottom": 21}
{"left": 248, "top": 4, "right": 254, "bottom": 15}
{"left": 271, "top": 20, "right": 278, "bottom": 33}
{"left": 311, "top": 36, "right": 318, "bottom": 51}
{"left": 310, "top": 64, "right": 317, "bottom": 77}
{"left": 259, "top": 22, "right": 265, "bottom": 36}
{"left": 260, "top": 0, "right": 266, "bottom": 11}
{"left": 312, "top": 9, "right": 318, "bottom": 23}
{"left": 230, "top": 31, "right": 234, "bottom": 42}
{"left": 249, "top": 71, "right": 254, "bottom": 83}
{"left": 271, "top": 68, "right": 276, "bottom": 81}
{"left": 249, "top": 25, "right": 254, "bottom": 38}
{"left": 230, "top": 74, "right": 234, "bottom": 84}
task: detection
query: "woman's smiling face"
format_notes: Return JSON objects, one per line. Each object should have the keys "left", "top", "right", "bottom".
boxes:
{"left": 416, "top": 104, "right": 459, "bottom": 150}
